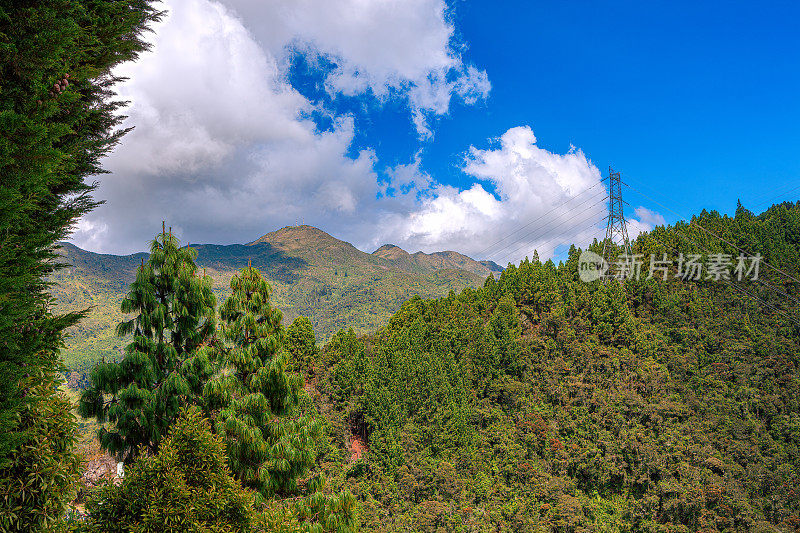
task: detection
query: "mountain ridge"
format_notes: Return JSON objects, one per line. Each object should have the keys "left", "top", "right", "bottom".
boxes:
{"left": 53, "top": 225, "right": 501, "bottom": 373}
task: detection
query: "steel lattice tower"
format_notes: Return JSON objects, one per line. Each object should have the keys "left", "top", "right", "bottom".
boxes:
{"left": 601, "top": 167, "right": 631, "bottom": 278}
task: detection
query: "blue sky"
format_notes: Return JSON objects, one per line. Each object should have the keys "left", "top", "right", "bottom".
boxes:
{"left": 74, "top": 0, "right": 800, "bottom": 261}
{"left": 304, "top": 0, "right": 800, "bottom": 218}
{"left": 457, "top": 0, "right": 800, "bottom": 219}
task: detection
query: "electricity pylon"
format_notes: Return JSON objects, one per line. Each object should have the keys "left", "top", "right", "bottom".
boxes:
{"left": 601, "top": 167, "right": 632, "bottom": 280}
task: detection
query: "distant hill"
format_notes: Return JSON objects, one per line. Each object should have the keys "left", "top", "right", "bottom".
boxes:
{"left": 372, "top": 243, "right": 504, "bottom": 277}
{"left": 51, "top": 225, "right": 501, "bottom": 372}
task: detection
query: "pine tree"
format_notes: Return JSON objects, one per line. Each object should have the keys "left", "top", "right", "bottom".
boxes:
{"left": 79, "top": 228, "right": 216, "bottom": 463}
{"left": 204, "top": 266, "right": 356, "bottom": 531}
{"left": 204, "top": 265, "right": 316, "bottom": 496}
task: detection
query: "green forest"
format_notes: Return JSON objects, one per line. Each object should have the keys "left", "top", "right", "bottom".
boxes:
{"left": 308, "top": 201, "right": 800, "bottom": 531}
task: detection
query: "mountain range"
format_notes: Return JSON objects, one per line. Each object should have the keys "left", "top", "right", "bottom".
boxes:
{"left": 51, "top": 225, "right": 502, "bottom": 372}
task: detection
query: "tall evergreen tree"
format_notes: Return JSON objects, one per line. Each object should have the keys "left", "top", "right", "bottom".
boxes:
{"left": 204, "top": 266, "right": 356, "bottom": 531}
{"left": 79, "top": 228, "right": 216, "bottom": 463}
{"left": 0, "top": 1, "right": 159, "bottom": 527}
{"left": 204, "top": 265, "right": 315, "bottom": 496}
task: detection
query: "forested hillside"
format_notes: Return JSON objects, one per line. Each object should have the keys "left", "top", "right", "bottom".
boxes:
{"left": 51, "top": 225, "right": 501, "bottom": 377}
{"left": 309, "top": 201, "right": 800, "bottom": 531}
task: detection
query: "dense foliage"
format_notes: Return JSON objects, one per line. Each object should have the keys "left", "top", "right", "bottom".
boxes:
{"left": 79, "top": 229, "right": 216, "bottom": 463}
{"left": 0, "top": 0, "right": 158, "bottom": 528}
{"left": 286, "top": 316, "right": 319, "bottom": 376}
{"left": 82, "top": 407, "right": 356, "bottom": 533}
{"left": 0, "top": 370, "right": 81, "bottom": 532}
{"left": 315, "top": 202, "right": 800, "bottom": 531}
{"left": 82, "top": 407, "right": 255, "bottom": 533}
{"left": 203, "top": 266, "right": 356, "bottom": 530}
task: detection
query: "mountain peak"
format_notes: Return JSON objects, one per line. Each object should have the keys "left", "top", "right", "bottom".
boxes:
{"left": 373, "top": 244, "right": 410, "bottom": 258}
{"left": 248, "top": 225, "right": 345, "bottom": 248}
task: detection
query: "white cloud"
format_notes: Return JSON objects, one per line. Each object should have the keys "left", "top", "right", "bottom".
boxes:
{"left": 218, "top": 0, "right": 490, "bottom": 137}
{"left": 110, "top": 0, "right": 309, "bottom": 177}
{"left": 622, "top": 206, "right": 666, "bottom": 242}
{"left": 70, "top": 219, "right": 109, "bottom": 252}
{"left": 373, "top": 126, "right": 609, "bottom": 263}
{"left": 74, "top": 0, "right": 380, "bottom": 252}
{"left": 632, "top": 206, "right": 666, "bottom": 227}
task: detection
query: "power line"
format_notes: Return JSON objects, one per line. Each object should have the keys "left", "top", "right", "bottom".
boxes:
{"left": 498, "top": 199, "right": 607, "bottom": 265}
{"left": 673, "top": 230, "right": 800, "bottom": 328}
{"left": 483, "top": 168, "right": 799, "bottom": 326}
{"left": 489, "top": 191, "right": 608, "bottom": 262}
{"left": 501, "top": 212, "right": 606, "bottom": 266}
{"left": 622, "top": 180, "right": 800, "bottom": 307}
{"left": 640, "top": 218, "right": 800, "bottom": 327}
{"left": 473, "top": 181, "right": 607, "bottom": 259}
{"left": 726, "top": 281, "right": 800, "bottom": 328}
{"left": 622, "top": 178, "right": 800, "bottom": 286}
{"left": 750, "top": 182, "right": 800, "bottom": 211}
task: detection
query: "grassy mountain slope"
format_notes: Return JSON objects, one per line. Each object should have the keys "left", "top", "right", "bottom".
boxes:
{"left": 312, "top": 202, "right": 800, "bottom": 531}
{"left": 51, "top": 225, "right": 499, "bottom": 373}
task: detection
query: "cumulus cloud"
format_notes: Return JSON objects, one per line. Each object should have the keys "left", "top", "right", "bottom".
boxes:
{"left": 71, "top": 0, "right": 658, "bottom": 263}
{"left": 374, "top": 126, "right": 607, "bottom": 263}
{"left": 372, "top": 127, "right": 664, "bottom": 264}
{"left": 218, "top": 0, "right": 490, "bottom": 137}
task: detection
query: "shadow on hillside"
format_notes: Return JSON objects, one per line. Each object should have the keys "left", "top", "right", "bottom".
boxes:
{"left": 193, "top": 243, "right": 307, "bottom": 284}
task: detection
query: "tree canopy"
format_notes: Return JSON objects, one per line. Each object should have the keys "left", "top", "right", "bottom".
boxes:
{"left": 79, "top": 229, "right": 216, "bottom": 462}
{"left": 317, "top": 201, "right": 800, "bottom": 531}
{"left": 0, "top": 0, "right": 159, "bottom": 528}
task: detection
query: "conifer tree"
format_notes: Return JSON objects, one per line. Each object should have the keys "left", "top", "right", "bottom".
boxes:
{"left": 0, "top": 0, "right": 160, "bottom": 468}
{"left": 204, "top": 265, "right": 316, "bottom": 496}
{"left": 204, "top": 266, "right": 356, "bottom": 531}
{"left": 79, "top": 228, "right": 216, "bottom": 463}
{"left": 0, "top": 1, "right": 159, "bottom": 527}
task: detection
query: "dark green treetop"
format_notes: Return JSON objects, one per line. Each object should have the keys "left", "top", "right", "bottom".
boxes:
{"left": 286, "top": 315, "right": 319, "bottom": 376}
{"left": 204, "top": 265, "right": 316, "bottom": 496}
{"left": 79, "top": 228, "right": 216, "bottom": 462}
{"left": 0, "top": 1, "right": 160, "bottom": 528}
{"left": 204, "top": 266, "right": 356, "bottom": 531}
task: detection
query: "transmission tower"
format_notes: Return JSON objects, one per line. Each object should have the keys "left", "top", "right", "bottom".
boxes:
{"left": 601, "top": 167, "right": 632, "bottom": 278}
